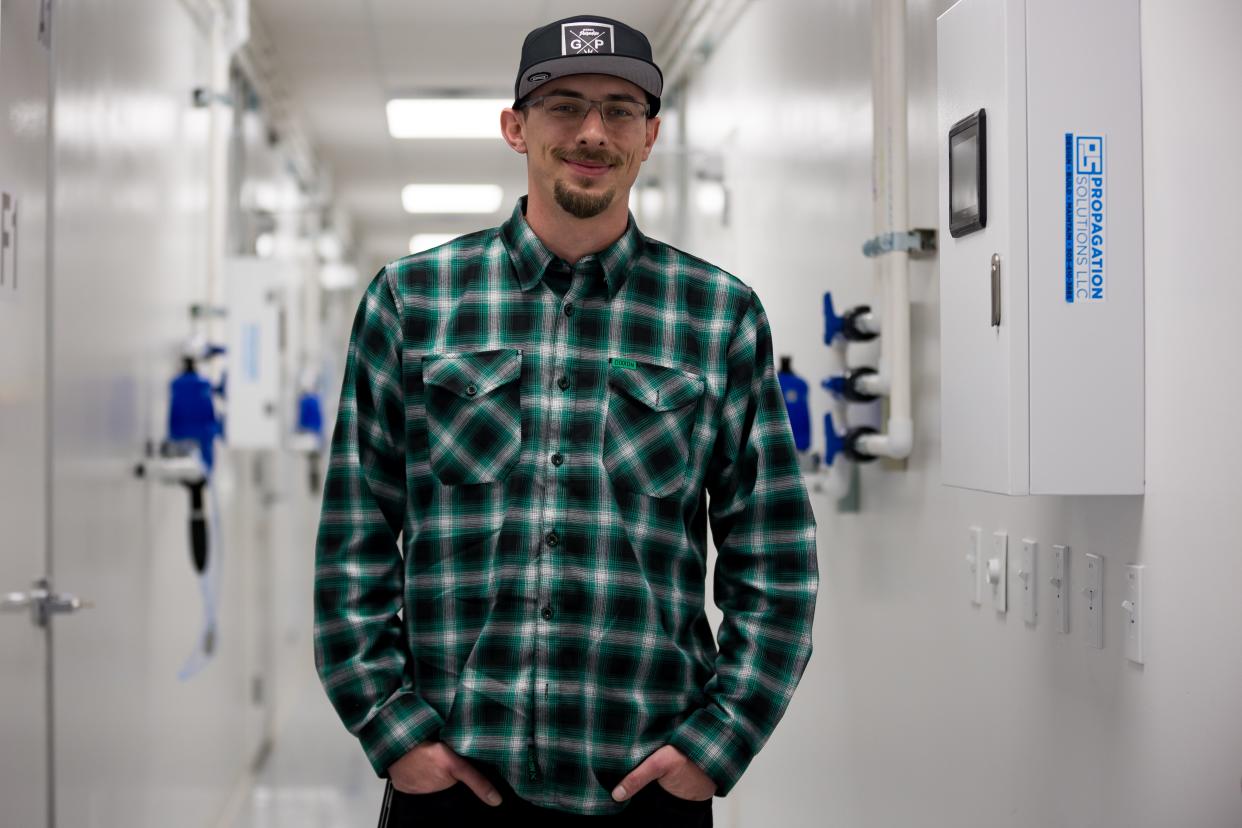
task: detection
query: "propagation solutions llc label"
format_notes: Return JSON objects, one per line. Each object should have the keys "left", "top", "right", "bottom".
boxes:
{"left": 1064, "top": 133, "right": 1106, "bottom": 303}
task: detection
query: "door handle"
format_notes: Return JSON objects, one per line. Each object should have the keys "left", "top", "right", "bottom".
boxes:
{"left": 2, "top": 578, "right": 94, "bottom": 628}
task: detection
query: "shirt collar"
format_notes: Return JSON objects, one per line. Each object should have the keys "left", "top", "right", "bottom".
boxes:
{"left": 500, "top": 195, "right": 643, "bottom": 299}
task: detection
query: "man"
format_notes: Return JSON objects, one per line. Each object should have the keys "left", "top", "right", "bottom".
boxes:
{"left": 314, "top": 14, "right": 818, "bottom": 825}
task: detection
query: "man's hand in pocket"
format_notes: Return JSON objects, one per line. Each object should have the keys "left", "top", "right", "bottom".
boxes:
{"left": 387, "top": 740, "right": 503, "bottom": 806}
{"left": 611, "top": 744, "right": 717, "bottom": 802}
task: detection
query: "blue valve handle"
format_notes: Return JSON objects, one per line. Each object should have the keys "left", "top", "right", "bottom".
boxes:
{"left": 823, "top": 412, "right": 847, "bottom": 467}
{"left": 823, "top": 375, "right": 848, "bottom": 398}
{"left": 823, "top": 291, "right": 845, "bottom": 345}
{"left": 822, "top": 367, "right": 881, "bottom": 403}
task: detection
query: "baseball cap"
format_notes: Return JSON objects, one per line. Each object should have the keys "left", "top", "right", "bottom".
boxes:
{"left": 513, "top": 15, "right": 663, "bottom": 117}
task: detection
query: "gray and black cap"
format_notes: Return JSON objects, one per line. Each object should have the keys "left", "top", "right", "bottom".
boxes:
{"left": 513, "top": 15, "right": 663, "bottom": 116}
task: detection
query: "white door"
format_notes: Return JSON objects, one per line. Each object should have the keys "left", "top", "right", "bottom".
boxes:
{"left": 0, "top": 0, "right": 53, "bottom": 824}
{"left": 48, "top": 2, "right": 245, "bottom": 824}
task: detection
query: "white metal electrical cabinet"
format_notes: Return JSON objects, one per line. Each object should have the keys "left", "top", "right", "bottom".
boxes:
{"left": 937, "top": 0, "right": 1144, "bottom": 496}
{"left": 226, "top": 257, "right": 287, "bottom": 449}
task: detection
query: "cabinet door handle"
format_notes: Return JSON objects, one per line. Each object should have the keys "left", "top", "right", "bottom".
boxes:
{"left": 990, "top": 253, "right": 1002, "bottom": 328}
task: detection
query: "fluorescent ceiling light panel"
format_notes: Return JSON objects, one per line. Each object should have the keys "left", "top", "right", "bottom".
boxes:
{"left": 409, "top": 233, "right": 458, "bottom": 255}
{"left": 387, "top": 99, "right": 511, "bottom": 139}
{"left": 402, "top": 184, "right": 504, "bottom": 214}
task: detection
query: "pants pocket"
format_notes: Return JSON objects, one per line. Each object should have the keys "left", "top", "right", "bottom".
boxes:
{"left": 382, "top": 780, "right": 467, "bottom": 825}
{"left": 633, "top": 780, "right": 713, "bottom": 826}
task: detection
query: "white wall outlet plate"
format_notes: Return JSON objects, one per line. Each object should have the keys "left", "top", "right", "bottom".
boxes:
{"left": 1084, "top": 553, "right": 1103, "bottom": 649}
{"left": 989, "top": 531, "right": 1008, "bottom": 613}
{"left": 1051, "top": 544, "right": 1070, "bottom": 633}
{"left": 1124, "top": 564, "right": 1145, "bottom": 664}
{"left": 967, "top": 526, "right": 984, "bottom": 606}
{"left": 1019, "top": 539, "right": 1037, "bottom": 625}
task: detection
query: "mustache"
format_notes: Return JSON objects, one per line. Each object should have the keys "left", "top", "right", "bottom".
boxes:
{"left": 552, "top": 147, "right": 622, "bottom": 166}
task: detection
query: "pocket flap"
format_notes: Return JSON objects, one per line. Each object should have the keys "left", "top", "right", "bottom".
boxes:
{"left": 608, "top": 358, "right": 705, "bottom": 412}
{"left": 422, "top": 348, "right": 522, "bottom": 399}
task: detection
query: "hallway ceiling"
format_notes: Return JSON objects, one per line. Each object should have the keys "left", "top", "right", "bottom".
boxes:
{"left": 251, "top": 0, "right": 681, "bottom": 273}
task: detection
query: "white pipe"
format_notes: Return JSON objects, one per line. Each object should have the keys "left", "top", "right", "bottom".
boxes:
{"left": 854, "top": 310, "right": 882, "bottom": 335}
{"left": 657, "top": 0, "right": 754, "bottom": 95}
{"left": 861, "top": 0, "right": 913, "bottom": 461}
{"left": 206, "top": 12, "right": 231, "bottom": 353}
{"left": 856, "top": 371, "right": 889, "bottom": 397}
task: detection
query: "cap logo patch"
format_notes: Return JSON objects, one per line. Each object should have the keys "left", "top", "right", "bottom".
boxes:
{"left": 527, "top": 72, "right": 551, "bottom": 83}
{"left": 562, "top": 21, "right": 614, "bottom": 55}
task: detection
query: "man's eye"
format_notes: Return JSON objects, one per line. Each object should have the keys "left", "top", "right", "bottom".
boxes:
{"left": 550, "top": 103, "right": 581, "bottom": 114}
{"left": 608, "top": 108, "right": 636, "bottom": 119}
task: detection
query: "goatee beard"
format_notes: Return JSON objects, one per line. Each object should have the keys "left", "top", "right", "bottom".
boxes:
{"left": 553, "top": 179, "right": 616, "bottom": 219}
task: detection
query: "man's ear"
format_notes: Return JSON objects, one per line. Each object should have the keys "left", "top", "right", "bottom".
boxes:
{"left": 500, "top": 108, "right": 527, "bottom": 154}
{"left": 640, "top": 115, "right": 661, "bottom": 162}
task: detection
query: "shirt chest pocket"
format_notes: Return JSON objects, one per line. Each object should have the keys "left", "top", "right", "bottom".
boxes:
{"left": 421, "top": 348, "right": 523, "bottom": 485}
{"left": 603, "top": 358, "right": 706, "bottom": 498}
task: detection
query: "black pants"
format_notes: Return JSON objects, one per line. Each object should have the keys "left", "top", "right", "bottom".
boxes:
{"left": 379, "top": 760, "right": 713, "bottom": 827}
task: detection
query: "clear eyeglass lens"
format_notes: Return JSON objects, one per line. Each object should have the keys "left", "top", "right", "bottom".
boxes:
{"left": 541, "top": 96, "right": 644, "bottom": 127}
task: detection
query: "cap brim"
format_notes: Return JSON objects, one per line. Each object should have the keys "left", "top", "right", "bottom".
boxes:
{"left": 516, "top": 55, "right": 662, "bottom": 103}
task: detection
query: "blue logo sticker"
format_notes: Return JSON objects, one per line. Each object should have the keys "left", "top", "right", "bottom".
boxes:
{"left": 1064, "top": 133, "right": 1106, "bottom": 303}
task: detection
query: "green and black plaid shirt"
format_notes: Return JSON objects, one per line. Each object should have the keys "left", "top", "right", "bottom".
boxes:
{"left": 314, "top": 196, "right": 818, "bottom": 815}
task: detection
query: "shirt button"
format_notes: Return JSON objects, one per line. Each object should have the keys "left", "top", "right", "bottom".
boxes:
{"left": 550, "top": 452, "right": 563, "bottom": 467}
{"left": 563, "top": 302, "right": 574, "bottom": 317}
{"left": 465, "top": 384, "right": 477, "bottom": 396}
{"left": 557, "top": 375, "right": 570, "bottom": 391}
{"left": 545, "top": 530, "right": 560, "bottom": 547}
{"left": 541, "top": 605, "right": 553, "bottom": 620}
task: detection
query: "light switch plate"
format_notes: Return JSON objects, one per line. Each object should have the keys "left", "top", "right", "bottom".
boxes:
{"left": 1124, "top": 564, "right": 1145, "bottom": 664}
{"left": 1051, "top": 545, "right": 1070, "bottom": 633}
{"left": 967, "top": 526, "right": 983, "bottom": 605}
{"left": 990, "top": 531, "right": 1008, "bottom": 613}
{"left": 1084, "top": 553, "right": 1103, "bottom": 649}
{"left": 1019, "top": 539, "right": 1037, "bottom": 625}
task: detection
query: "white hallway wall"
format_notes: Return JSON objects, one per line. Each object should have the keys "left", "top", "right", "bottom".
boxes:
{"left": 670, "top": 0, "right": 1242, "bottom": 826}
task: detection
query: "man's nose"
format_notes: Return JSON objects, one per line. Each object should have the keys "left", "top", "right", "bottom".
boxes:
{"left": 576, "top": 105, "right": 608, "bottom": 145}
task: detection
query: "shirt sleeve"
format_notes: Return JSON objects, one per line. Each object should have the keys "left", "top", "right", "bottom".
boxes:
{"left": 313, "top": 267, "right": 445, "bottom": 777}
{"left": 665, "top": 287, "right": 819, "bottom": 797}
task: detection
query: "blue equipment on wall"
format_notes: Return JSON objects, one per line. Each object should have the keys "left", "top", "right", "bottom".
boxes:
{"left": 777, "top": 355, "right": 812, "bottom": 452}
{"left": 296, "top": 388, "right": 325, "bottom": 493}
{"left": 820, "top": 290, "right": 884, "bottom": 467}
{"left": 135, "top": 350, "right": 227, "bottom": 680}
{"left": 168, "top": 356, "right": 221, "bottom": 570}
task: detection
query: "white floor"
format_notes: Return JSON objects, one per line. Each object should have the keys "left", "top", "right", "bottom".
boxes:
{"left": 228, "top": 652, "right": 386, "bottom": 828}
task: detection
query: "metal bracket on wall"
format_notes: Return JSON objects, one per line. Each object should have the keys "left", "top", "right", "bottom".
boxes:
{"left": 38, "top": 0, "right": 54, "bottom": 49}
{"left": 192, "top": 87, "right": 235, "bottom": 108}
{"left": 862, "top": 228, "right": 938, "bottom": 259}
{"left": 1, "top": 192, "right": 17, "bottom": 296}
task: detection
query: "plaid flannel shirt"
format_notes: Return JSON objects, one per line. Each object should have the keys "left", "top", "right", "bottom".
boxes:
{"left": 314, "top": 196, "right": 818, "bottom": 815}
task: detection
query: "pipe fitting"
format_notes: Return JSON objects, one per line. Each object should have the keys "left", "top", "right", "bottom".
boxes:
{"left": 842, "top": 305, "right": 881, "bottom": 341}
{"left": 824, "top": 367, "right": 885, "bottom": 403}
{"left": 854, "top": 417, "right": 913, "bottom": 461}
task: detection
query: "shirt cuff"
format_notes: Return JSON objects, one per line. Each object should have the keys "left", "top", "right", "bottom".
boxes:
{"left": 666, "top": 706, "right": 752, "bottom": 798}
{"left": 357, "top": 691, "right": 446, "bottom": 777}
